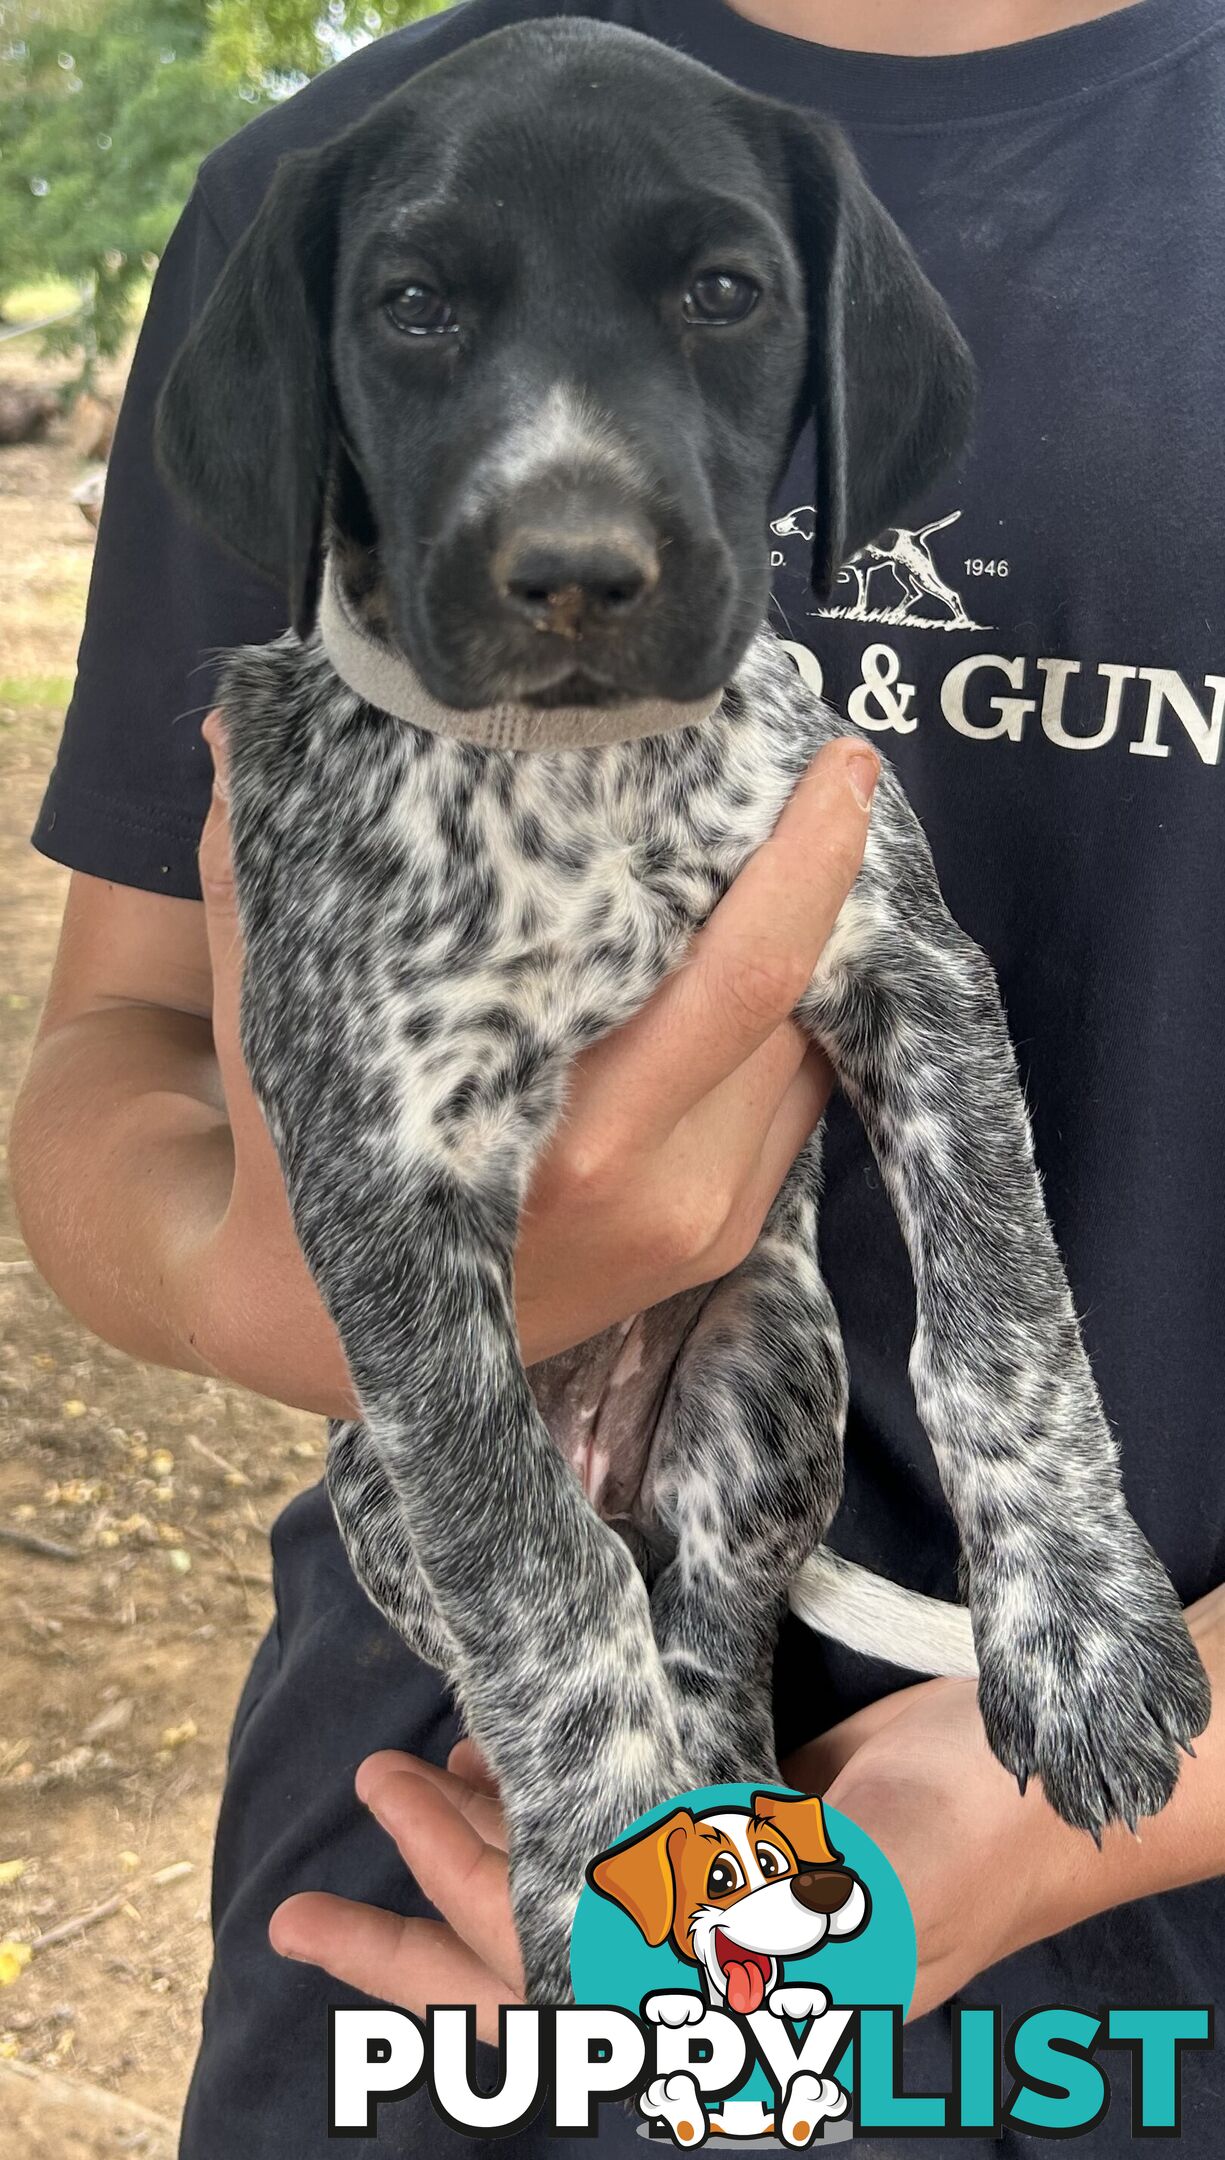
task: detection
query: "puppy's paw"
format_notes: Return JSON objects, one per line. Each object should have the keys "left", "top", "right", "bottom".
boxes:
{"left": 975, "top": 1531, "right": 1210, "bottom": 1836}
{"left": 645, "top": 1992, "right": 707, "bottom": 2027}
{"left": 781, "top": 2070, "right": 848, "bottom": 2145}
{"left": 511, "top": 1754, "right": 692, "bottom": 2007}
{"left": 769, "top": 1984, "right": 831, "bottom": 2022}
{"left": 640, "top": 2071, "right": 709, "bottom": 2146}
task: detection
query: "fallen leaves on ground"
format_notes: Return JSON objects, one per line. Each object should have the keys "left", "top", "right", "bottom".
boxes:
{"left": 0, "top": 1943, "right": 33, "bottom": 1988}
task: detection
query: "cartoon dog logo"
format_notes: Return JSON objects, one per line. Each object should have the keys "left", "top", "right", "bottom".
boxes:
{"left": 589, "top": 1791, "right": 868, "bottom": 2146}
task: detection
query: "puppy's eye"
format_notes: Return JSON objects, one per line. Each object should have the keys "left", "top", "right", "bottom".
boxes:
{"left": 385, "top": 284, "right": 456, "bottom": 336}
{"left": 706, "top": 1853, "right": 745, "bottom": 1899}
{"left": 755, "top": 1842, "right": 789, "bottom": 1880}
{"left": 682, "top": 271, "right": 760, "bottom": 326}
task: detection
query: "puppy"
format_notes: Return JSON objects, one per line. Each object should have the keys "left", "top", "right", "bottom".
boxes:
{"left": 592, "top": 1790, "right": 864, "bottom": 2143}
{"left": 592, "top": 1789, "right": 868, "bottom": 2011}
{"left": 156, "top": 18, "right": 1209, "bottom": 2000}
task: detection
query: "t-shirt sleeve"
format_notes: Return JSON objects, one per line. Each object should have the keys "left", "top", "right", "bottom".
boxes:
{"left": 31, "top": 183, "right": 287, "bottom": 901}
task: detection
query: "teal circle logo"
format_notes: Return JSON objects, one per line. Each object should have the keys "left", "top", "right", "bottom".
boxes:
{"left": 571, "top": 1782, "right": 915, "bottom": 2141}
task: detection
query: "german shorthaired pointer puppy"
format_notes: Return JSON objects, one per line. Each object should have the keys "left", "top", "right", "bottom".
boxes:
{"left": 156, "top": 18, "right": 1209, "bottom": 2001}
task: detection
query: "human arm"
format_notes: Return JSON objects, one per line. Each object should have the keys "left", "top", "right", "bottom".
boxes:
{"left": 801, "top": 1581, "right": 1225, "bottom": 2020}
{"left": 268, "top": 1584, "right": 1225, "bottom": 2033}
{"left": 11, "top": 731, "right": 874, "bottom": 1410}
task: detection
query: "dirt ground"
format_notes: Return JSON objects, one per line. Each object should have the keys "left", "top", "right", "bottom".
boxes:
{"left": 0, "top": 356, "right": 324, "bottom": 2152}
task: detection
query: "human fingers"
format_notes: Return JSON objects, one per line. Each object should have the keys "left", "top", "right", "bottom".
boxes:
{"left": 360, "top": 1769, "right": 523, "bottom": 1992}
{"left": 270, "top": 1896, "right": 520, "bottom": 2036}
{"left": 446, "top": 1738, "right": 501, "bottom": 1802}
{"left": 592, "top": 738, "right": 877, "bottom": 1142}
{"left": 357, "top": 1749, "right": 507, "bottom": 1850}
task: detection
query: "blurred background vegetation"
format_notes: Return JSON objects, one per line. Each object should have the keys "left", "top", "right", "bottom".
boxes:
{"left": 2, "top": 15, "right": 462, "bottom": 2149}
{"left": 0, "top": 0, "right": 451, "bottom": 382}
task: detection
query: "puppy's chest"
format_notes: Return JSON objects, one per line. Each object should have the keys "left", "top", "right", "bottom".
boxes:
{"left": 227, "top": 634, "right": 844, "bottom": 1233}
{"left": 396, "top": 724, "right": 793, "bottom": 1010}
{"left": 233, "top": 635, "right": 820, "bottom": 1069}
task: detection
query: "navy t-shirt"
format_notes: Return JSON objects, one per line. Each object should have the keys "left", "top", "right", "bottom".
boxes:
{"left": 33, "top": 1, "right": 1225, "bottom": 2151}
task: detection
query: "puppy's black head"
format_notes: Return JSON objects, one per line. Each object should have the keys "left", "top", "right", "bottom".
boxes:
{"left": 157, "top": 18, "right": 973, "bottom": 709}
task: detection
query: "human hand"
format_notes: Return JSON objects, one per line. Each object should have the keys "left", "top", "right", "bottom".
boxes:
{"left": 783, "top": 1675, "right": 1131, "bottom": 2021}
{"left": 271, "top": 1610, "right": 1222, "bottom": 2040}
{"left": 515, "top": 735, "right": 878, "bottom": 1360}
{"left": 270, "top": 1742, "right": 522, "bottom": 2041}
{"left": 192, "top": 718, "right": 877, "bottom": 1400}
{"left": 267, "top": 1701, "right": 1067, "bottom": 2038}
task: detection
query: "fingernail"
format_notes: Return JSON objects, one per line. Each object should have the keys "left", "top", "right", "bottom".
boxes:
{"left": 847, "top": 749, "right": 879, "bottom": 811}
{"left": 269, "top": 1912, "right": 309, "bottom": 1963}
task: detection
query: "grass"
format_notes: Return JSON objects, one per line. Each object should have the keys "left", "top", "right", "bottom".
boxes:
{"left": 0, "top": 675, "right": 76, "bottom": 712}
{"left": 0, "top": 278, "right": 84, "bottom": 324}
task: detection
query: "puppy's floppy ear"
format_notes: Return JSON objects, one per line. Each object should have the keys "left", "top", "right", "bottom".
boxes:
{"left": 777, "top": 112, "right": 975, "bottom": 598}
{"left": 751, "top": 1789, "right": 840, "bottom": 1867}
{"left": 155, "top": 146, "right": 341, "bottom": 636}
{"left": 587, "top": 1808, "right": 694, "bottom": 1947}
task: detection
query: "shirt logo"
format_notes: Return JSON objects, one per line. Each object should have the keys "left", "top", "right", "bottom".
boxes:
{"left": 771, "top": 505, "right": 987, "bottom": 631}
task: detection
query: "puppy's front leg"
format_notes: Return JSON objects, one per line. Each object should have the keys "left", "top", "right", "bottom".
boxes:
{"left": 224, "top": 723, "right": 696, "bottom": 2000}
{"left": 327, "top": 1417, "right": 454, "bottom": 1672}
{"left": 802, "top": 774, "right": 1210, "bottom": 1835}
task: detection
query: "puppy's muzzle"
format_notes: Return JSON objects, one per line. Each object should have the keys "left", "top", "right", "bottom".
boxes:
{"left": 791, "top": 1865, "right": 857, "bottom": 1914}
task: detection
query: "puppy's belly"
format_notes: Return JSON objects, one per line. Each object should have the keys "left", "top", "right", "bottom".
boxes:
{"left": 529, "top": 1285, "right": 712, "bottom": 1547}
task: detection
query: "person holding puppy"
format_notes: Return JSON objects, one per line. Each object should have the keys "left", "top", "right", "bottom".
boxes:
{"left": 12, "top": 0, "right": 1225, "bottom": 2152}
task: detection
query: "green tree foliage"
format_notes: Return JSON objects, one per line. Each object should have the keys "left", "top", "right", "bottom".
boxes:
{"left": 0, "top": 0, "right": 449, "bottom": 371}
{"left": 208, "top": 0, "right": 448, "bottom": 92}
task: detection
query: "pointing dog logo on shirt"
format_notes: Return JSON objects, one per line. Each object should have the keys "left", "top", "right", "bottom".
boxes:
{"left": 589, "top": 1790, "right": 868, "bottom": 2145}
{"left": 771, "top": 504, "right": 982, "bottom": 630}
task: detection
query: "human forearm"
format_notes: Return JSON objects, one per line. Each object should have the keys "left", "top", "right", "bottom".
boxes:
{"left": 11, "top": 847, "right": 358, "bottom": 1416}
{"left": 13, "top": 1002, "right": 231, "bottom": 1373}
{"left": 791, "top": 1583, "right": 1224, "bottom": 2022}
{"left": 12, "top": 736, "right": 865, "bottom": 1422}
{"left": 11, "top": 998, "right": 356, "bottom": 1413}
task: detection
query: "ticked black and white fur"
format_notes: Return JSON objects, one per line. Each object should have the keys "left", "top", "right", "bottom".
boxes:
{"left": 156, "top": 17, "right": 1209, "bottom": 2001}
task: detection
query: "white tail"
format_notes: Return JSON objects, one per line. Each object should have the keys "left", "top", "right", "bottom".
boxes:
{"left": 789, "top": 1547, "right": 978, "bottom": 1679}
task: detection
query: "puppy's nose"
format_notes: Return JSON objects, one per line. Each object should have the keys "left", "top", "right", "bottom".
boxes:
{"left": 494, "top": 522, "right": 659, "bottom": 638}
{"left": 792, "top": 1867, "right": 857, "bottom": 1915}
